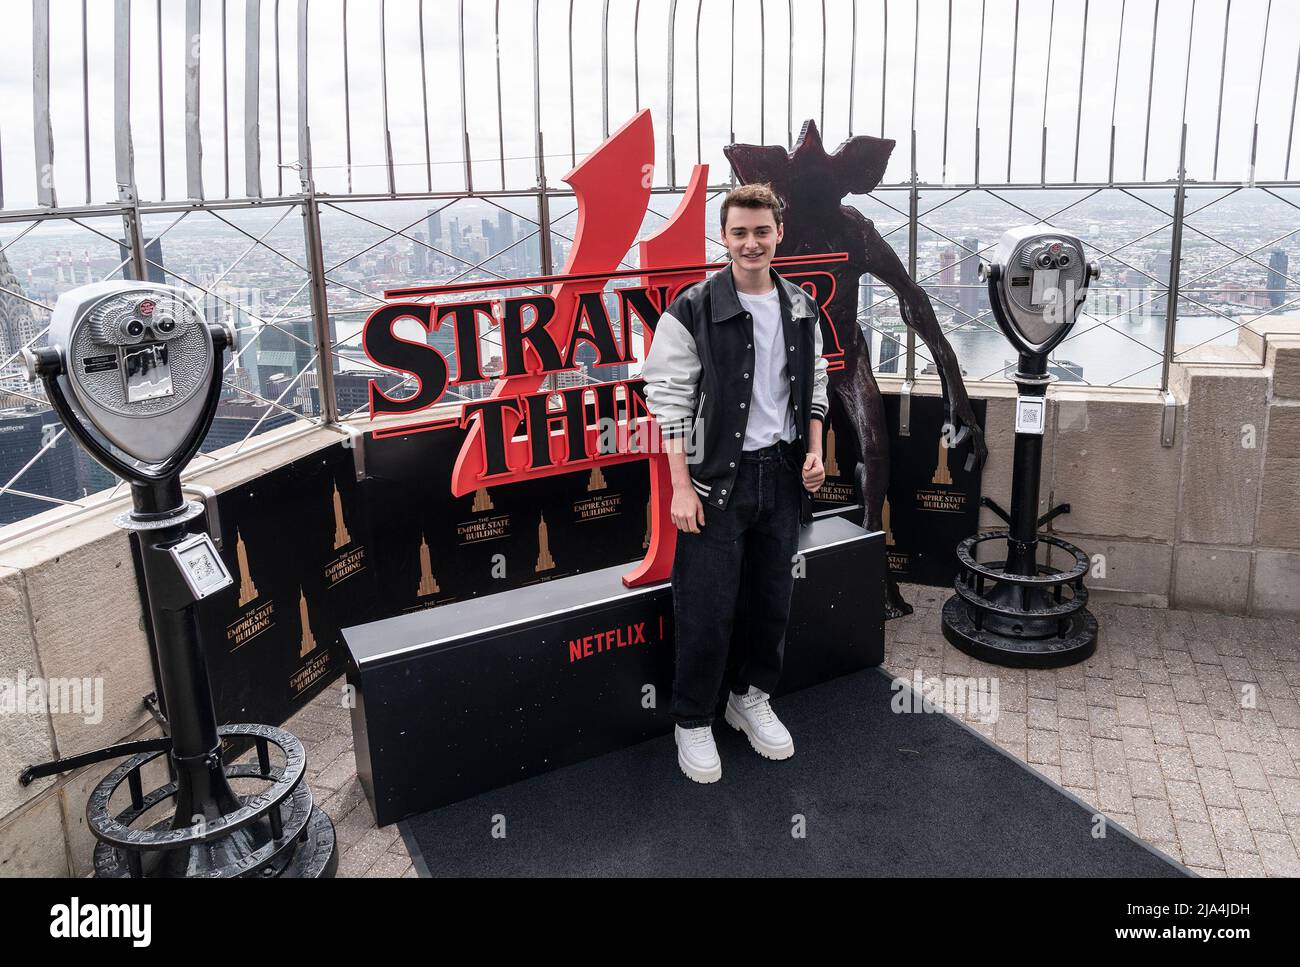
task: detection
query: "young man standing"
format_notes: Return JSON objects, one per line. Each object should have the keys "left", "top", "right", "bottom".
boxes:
{"left": 641, "top": 183, "right": 828, "bottom": 783}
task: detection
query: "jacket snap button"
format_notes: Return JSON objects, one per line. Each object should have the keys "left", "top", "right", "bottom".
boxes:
{"left": 746, "top": 343, "right": 752, "bottom": 349}
{"left": 721, "top": 489, "right": 727, "bottom": 495}
{"left": 717, "top": 498, "right": 724, "bottom": 505}
{"left": 743, "top": 373, "right": 750, "bottom": 379}
{"left": 734, "top": 431, "right": 741, "bottom": 438}
{"left": 789, "top": 345, "right": 795, "bottom": 351}
{"left": 729, "top": 461, "right": 736, "bottom": 468}
{"left": 740, "top": 402, "right": 746, "bottom": 408}
{"left": 794, "top": 403, "right": 799, "bottom": 409}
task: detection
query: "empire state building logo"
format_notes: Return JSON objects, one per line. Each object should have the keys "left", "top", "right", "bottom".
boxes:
{"left": 298, "top": 588, "right": 316, "bottom": 658}
{"left": 535, "top": 513, "right": 556, "bottom": 572}
{"left": 417, "top": 532, "right": 441, "bottom": 597}
{"left": 235, "top": 528, "right": 258, "bottom": 607}
{"left": 825, "top": 426, "right": 840, "bottom": 476}
{"left": 587, "top": 465, "right": 607, "bottom": 491}
{"left": 472, "top": 487, "right": 494, "bottom": 512}
{"left": 931, "top": 435, "right": 953, "bottom": 486}
{"left": 883, "top": 495, "right": 896, "bottom": 546}
{"left": 332, "top": 483, "right": 351, "bottom": 549}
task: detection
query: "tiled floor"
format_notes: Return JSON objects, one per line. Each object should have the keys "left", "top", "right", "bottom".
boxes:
{"left": 292, "top": 583, "right": 1300, "bottom": 878}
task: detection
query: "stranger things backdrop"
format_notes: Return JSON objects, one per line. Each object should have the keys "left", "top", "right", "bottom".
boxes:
{"left": 126, "top": 109, "right": 985, "bottom": 732}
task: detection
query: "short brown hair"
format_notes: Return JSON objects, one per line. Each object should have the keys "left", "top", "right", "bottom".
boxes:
{"left": 720, "top": 183, "right": 783, "bottom": 230}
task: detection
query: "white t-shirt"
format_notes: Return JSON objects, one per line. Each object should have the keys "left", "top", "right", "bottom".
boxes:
{"left": 737, "top": 287, "right": 796, "bottom": 450}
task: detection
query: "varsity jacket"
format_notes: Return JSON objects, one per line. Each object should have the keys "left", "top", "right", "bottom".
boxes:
{"left": 641, "top": 265, "right": 830, "bottom": 526}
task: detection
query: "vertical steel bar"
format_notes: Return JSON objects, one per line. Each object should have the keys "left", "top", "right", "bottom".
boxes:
{"left": 158, "top": 0, "right": 167, "bottom": 198}
{"left": 1249, "top": 0, "right": 1273, "bottom": 185}
{"left": 906, "top": 130, "right": 918, "bottom": 383}
{"left": 881, "top": 0, "right": 887, "bottom": 138}
{"left": 342, "top": 0, "right": 352, "bottom": 193}
{"left": 975, "top": 0, "right": 985, "bottom": 185}
{"left": 759, "top": 0, "right": 765, "bottom": 143}
{"left": 83, "top": 0, "right": 91, "bottom": 204}
{"left": 569, "top": 0, "right": 577, "bottom": 167}
{"left": 1141, "top": 0, "right": 1160, "bottom": 182}
{"left": 941, "top": 0, "right": 952, "bottom": 182}
{"left": 496, "top": 0, "right": 507, "bottom": 189}
{"left": 1109, "top": 0, "right": 1127, "bottom": 186}
{"left": 301, "top": 197, "right": 338, "bottom": 424}
{"left": 1072, "top": 0, "right": 1089, "bottom": 182}
{"left": 296, "top": 0, "right": 312, "bottom": 190}
{"left": 730, "top": 0, "right": 736, "bottom": 143}
{"left": 910, "top": 0, "right": 918, "bottom": 158}
{"left": 819, "top": 0, "right": 827, "bottom": 134}
{"left": 245, "top": 0, "right": 262, "bottom": 198}
{"left": 34, "top": 0, "right": 56, "bottom": 207}
{"left": 419, "top": 0, "right": 432, "bottom": 191}
{"left": 459, "top": 0, "right": 472, "bottom": 192}
{"left": 786, "top": 0, "right": 793, "bottom": 147}
{"left": 848, "top": 0, "right": 857, "bottom": 135}
{"left": 1160, "top": 123, "right": 1188, "bottom": 394}
{"left": 534, "top": 0, "right": 543, "bottom": 185}
{"left": 668, "top": 0, "right": 678, "bottom": 185}
{"left": 185, "top": 0, "right": 203, "bottom": 199}
{"left": 1212, "top": 0, "right": 1231, "bottom": 180}
{"left": 1040, "top": 0, "right": 1056, "bottom": 185}
{"left": 538, "top": 131, "right": 553, "bottom": 273}
{"left": 379, "top": 0, "right": 395, "bottom": 196}
{"left": 274, "top": 0, "right": 282, "bottom": 196}
{"left": 221, "top": 0, "right": 230, "bottom": 198}
{"left": 116, "top": 0, "right": 147, "bottom": 282}
{"left": 602, "top": 0, "right": 610, "bottom": 139}
{"left": 1180, "top": 0, "right": 1196, "bottom": 127}
{"left": 696, "top": 0, "right": 703, "bottom": 165}
{"left": 115, "top": 0, "right": 136, "bottom": 202}
{"left": 1287, "top": 33, "right": 1300, "bottom": 179}
{"left": 634, "top": 0, "right": 641, "bottom": 111}
{"left": 1007, "top": 0, "right": 1020, "bottom": 183}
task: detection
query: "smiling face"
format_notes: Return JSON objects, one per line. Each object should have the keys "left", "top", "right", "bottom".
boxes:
{"left": 722, "top": 204, "right": 784, "bottom": 276}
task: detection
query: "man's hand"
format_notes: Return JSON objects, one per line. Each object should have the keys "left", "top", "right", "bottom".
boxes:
{"left": 802, "top": 451, "right": 825, "bottom": 494}
{"left": 671, "top": 486, "right": 706, "bottom": 533}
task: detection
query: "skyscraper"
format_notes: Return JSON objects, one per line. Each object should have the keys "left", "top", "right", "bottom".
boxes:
{"left": 1150, "top": 252, "right": 1172, "bottom": 315}
{"left": 1267, "top": 248, "right": 1288, "bottom": 309}
{"left": 116, "top": 237, "right": 166, "bottom": 285}
{"left": 427, "top": 211, "right": 443, "bottom": 248}
{"left": 958, "top": 238, "right": 981, "bottom": 323}
{"left": 497, "top": 210, "right": 514, "bottom": 253}
{"left": 0, "top": 250, "right": 39, "bottom": 363}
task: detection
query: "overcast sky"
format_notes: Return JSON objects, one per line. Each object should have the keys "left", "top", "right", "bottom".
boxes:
{"left": 0, "top": 0, "right": 1296, "bottom": 209}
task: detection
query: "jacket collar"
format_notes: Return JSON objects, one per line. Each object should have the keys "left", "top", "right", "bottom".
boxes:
{"left": 707, "top": 265, "right": 815, "bottom": 323}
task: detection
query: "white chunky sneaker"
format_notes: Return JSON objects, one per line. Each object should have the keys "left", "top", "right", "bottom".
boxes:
{"left": 675, "top": 724, "right": 722, "bottom": 783}
{"left": 725, "top": 686, "right": 794, "bottom": 760}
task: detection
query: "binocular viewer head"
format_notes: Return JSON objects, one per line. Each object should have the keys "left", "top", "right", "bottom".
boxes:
{"left": 21, "top": 281, "right": 233, "bottom": 471}
{"left": 979, "top": 225, "right": 1099, "bottom": 358}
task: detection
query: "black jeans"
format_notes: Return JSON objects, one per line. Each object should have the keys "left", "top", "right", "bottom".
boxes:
{"left": 670, "top": 439, "right": 803, "bottom": 727}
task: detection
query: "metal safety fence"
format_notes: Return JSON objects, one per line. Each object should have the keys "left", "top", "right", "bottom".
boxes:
{"left": 0, "top": 0, "right": 1297, "bottom": 534}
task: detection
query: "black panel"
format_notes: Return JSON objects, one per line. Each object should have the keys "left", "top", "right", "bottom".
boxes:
{"left": 345, "top": 516, "right": 884, "bottom": 826}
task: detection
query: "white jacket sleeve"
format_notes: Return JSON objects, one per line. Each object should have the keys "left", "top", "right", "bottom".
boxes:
{"left": 810, "top": 316, "right": 829, "bottom": 423}
{"left": 640, "top": 310, "right": 701, "bottom": 441}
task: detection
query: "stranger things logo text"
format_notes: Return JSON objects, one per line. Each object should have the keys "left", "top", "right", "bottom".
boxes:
{"left": 361, "top": 257, "right": 841, "bottom": 495}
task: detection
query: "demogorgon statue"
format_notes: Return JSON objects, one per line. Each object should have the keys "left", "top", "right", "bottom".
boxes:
{"left": 725, "top": 120, "right": 988, "bottom": 618}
